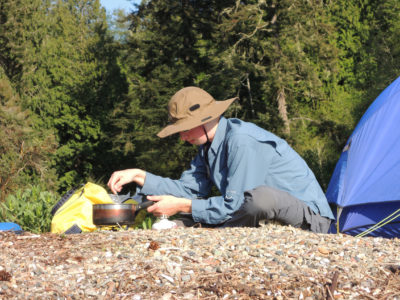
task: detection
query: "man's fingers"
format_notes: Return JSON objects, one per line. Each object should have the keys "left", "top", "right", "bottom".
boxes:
{"left": 146, "top": 195, "right": 163, "bottom": 202}
{"left": 111, "top": 171, "right": 130, "bottom": 193}
{"left": 147, "top": 202, "right": 158, "bottom": 213}
{"left": 108, "top": 179, "right": 116, "bottom": 193}
{"left": 107, "top": 172, "right": 118, "bottom": 191}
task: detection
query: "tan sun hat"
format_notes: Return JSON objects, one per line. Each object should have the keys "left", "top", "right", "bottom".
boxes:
{"left": 157, "top": 87, "right": 238, "bottom": 138}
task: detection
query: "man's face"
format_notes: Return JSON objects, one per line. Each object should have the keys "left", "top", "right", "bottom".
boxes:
{"left": 179, "top": 125, "right": 207, "bottom": 145}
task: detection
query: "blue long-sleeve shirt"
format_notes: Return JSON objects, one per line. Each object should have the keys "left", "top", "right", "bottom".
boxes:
{"left": 140, "top": 117, "right": 334, "bottom": 224}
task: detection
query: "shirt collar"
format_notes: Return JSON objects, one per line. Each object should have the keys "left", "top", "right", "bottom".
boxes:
{"left": 209, "top": 116, "right": 228, "bottom": 154}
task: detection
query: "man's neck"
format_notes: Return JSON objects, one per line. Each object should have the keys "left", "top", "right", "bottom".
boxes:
{"left": 204, "top": 118, "right": 219, "bottom": 142}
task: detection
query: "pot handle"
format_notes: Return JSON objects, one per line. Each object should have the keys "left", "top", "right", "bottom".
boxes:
{"left": 136, "top": 200, "right": 154, "bottom": 211}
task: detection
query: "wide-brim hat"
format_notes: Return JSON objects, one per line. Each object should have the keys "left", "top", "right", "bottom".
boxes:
{"left": 157, "top": 87, "right": 238, "bottom": 138}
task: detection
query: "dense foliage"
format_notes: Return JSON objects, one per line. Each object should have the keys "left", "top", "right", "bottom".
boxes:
{"left": 0, "top": 185, "right": 58, "bottom": 233}
{"left": 1, "top": 0, "right": 399, "bottom": 231}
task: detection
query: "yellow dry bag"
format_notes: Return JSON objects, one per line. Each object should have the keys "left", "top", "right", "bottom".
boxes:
{"left": 50, "top": 182, "right": 114, "bottom": 234}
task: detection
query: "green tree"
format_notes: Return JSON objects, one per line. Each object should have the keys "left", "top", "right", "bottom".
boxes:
{"left": 12, "top": 0, "right": 128, "bottom": 191}
{"left": 0, "top": 0, "right": 49, "bottom": 83}
{"left": 0, "top": 70, "right": 57, "bottom": 201}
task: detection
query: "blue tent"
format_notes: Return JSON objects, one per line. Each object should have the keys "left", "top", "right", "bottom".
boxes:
{"left": 326, "top": 76, "right": 400, "bottom": 238}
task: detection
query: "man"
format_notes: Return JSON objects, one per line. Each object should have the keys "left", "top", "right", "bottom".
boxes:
{"left": 108, "top": 87, "right": 334, "bottom": 233}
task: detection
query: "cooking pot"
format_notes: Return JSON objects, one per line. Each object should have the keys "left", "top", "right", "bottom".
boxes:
{"left": 92, "top": 200, "right": 153, "bottom": 226}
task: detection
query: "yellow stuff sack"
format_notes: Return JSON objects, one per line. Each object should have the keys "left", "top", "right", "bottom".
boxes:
{"left": 50, "top": 182, "right": 114, "bottom": 234}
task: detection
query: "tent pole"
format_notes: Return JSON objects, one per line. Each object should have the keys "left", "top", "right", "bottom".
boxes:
{"left": 336, "top": 206, "right": 343, "bottom": 234}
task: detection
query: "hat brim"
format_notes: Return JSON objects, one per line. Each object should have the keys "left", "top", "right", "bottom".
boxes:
{"left": 157, "top": 97, "right": 237, "bottom": 138}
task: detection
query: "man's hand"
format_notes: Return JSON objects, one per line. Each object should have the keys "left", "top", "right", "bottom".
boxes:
{"left": 107, "top": 168, "right": 146, "bottom": 194}
{"left": 146, "top": 195, "right": 192, "bottom": 217}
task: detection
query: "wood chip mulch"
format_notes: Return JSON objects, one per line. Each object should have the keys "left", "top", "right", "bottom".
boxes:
{"left": 1, "top": 224, "right": 400, "bottom": 299}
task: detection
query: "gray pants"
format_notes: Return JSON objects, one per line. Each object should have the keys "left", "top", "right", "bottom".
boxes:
{"left": 174, "top": 186, "right": 332, "bottom": 233}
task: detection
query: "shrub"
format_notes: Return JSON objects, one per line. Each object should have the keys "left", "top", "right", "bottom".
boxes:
{"left": 0, "top": 185, "right": 58, "bottom": 233}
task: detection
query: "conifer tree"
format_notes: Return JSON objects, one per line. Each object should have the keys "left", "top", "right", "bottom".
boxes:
{"left": 12, "top": 0, "right": 128, "bottom": 190}
{"left": 0, "top": 0, "right": 49, "bottom": 82}
{"left": 0, "top": 70, "right": 57, "bottom": 201}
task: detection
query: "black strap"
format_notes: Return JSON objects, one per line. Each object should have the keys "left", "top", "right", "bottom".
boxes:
{"left": 203, "top": 141, "right": 211, "bottom": 179}
{"left": 51, "top": 185, "right": 84, "bottom": 216}
{"left": 202, "top": 126, "right": 212, "bottom": 179}
{"left": 64, "top": 224, "right": 82, "bottom": 234}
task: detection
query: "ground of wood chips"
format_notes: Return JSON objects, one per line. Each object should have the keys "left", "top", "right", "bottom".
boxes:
{"left": 1, "top": 224, "right": 400, "bottom": 299}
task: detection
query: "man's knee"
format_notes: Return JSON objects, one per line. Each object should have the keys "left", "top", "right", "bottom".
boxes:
{"left": 244, "top": 185, "right": 308, "bottom": 225}
{"left": 243, "top": 186, "right": 280, "bottom": 217}
{"left": 243, "top": 185, "right": 332, "bottom": 233}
